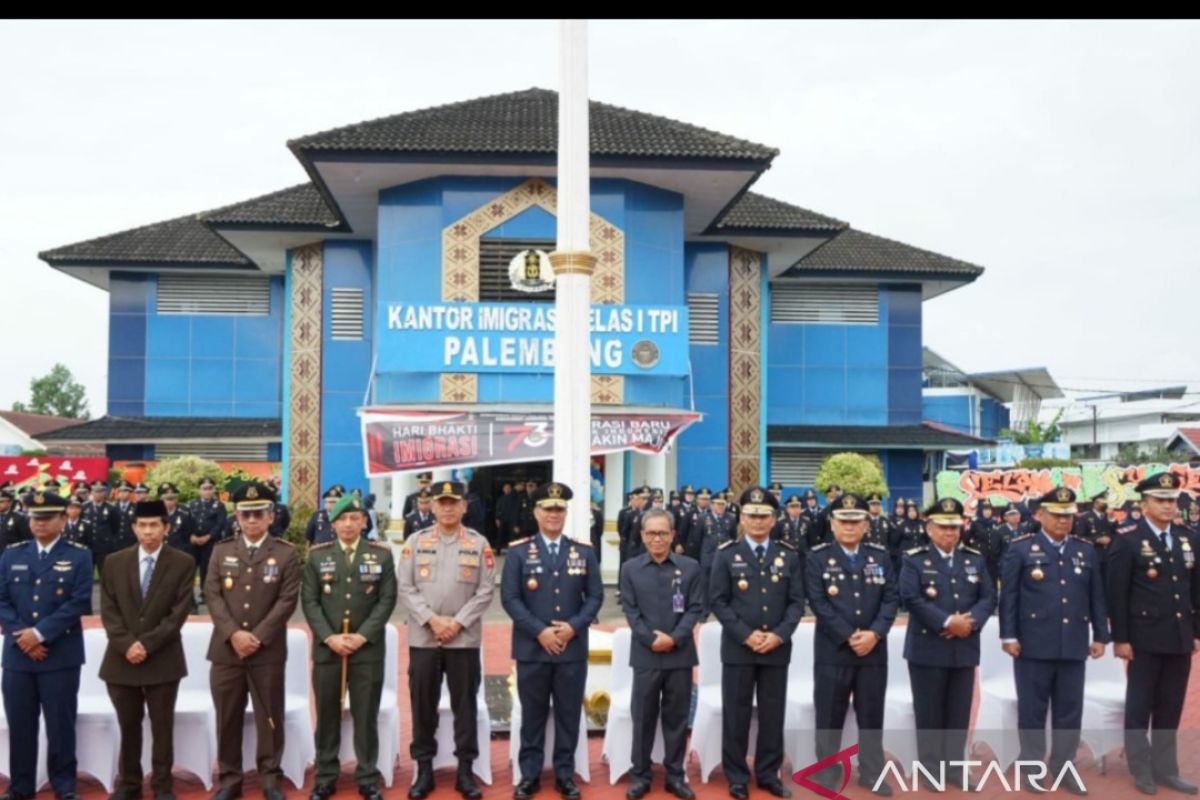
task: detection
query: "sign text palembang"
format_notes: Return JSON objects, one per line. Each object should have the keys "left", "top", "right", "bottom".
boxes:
{"left": 379, "top": 303, "right": 689, "bottom": 375}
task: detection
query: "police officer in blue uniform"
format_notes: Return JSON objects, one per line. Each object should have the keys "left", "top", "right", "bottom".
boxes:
{"left": 189, "top": 476, "right": 228, "bottom": 593}
{"left": 501, "top": 482, "right": 603, "bottom": 800}
{"left": 710, "top": 486, "right": 805, "bottom": 800}
{"left": 1000, "top": 486, "right": 1108, "bottom": 795}
{"left": 806, "top": 493, "right": 898, "bottom": 796}
{"left": 0, "top": 489, "right": 93, "bottom": 800}
{"left": 306, "top": 486, "right": 341, "bottom": 545}
{"left": 899, "top": 497, "right": 995, "bottom": 784}
{"left": 1107, "top": 471, "right": 1200, "bottom": 796}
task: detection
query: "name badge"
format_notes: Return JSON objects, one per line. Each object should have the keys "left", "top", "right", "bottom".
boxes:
{"left": 10, "top": 564, "right": 28, "bottom": 571}
{"left": 673, "top": 592, "right": 685, "bottom": 613}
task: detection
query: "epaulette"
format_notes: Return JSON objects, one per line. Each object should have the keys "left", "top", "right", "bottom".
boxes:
{"left": 309, "top": 541, "right": 334, "bottom": 550}
{"left": 6, "top": 540, "right": 27, "bottom": 549}
{"left": 368, "top": 539, "right": 391, "bottom": 549}
{"left": 810, "top": 542, "right": 831, "bottom": 552}
{"left": 213, "top": 537, "right": 237, "bottom": 547}
{"left": 717, "top": 540, "right": 736, "bottom": 550}
{"left": 1010, "top": 533, "right": 1034, "bottom": 543}
{"left": 777, "top": 540, "right": 798, "bottom": 551}
{"left": 67, "top": 540, "right": 88, "bottom": 550}
{"left": 864, "top": 542, "right": 887, "bottom": 551}
{"left": 906, "top": 545, "right": 928, "bottom": 556}
{"left": 1070, "top": 535, "right": 1094, "bottom": 547}
{"left": 509, "top": 536, "right": 531, "bottom": 547}
{"left": 273, "top": 538, "right": 295, "bottom": 548}
{"left": 960, "top": 545, "right": 982, "bottom": 556}
{"left": 569, "top": 538, "right": 592, "bottom": 547}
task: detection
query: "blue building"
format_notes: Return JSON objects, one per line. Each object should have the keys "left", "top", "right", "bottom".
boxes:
{"left": 39, "top": 88, "right": 989, "bottom": 530}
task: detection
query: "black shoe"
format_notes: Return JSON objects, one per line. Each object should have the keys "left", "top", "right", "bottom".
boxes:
{"left": 1, "top": 793, "right": 33, "bottom": 800}
{"left": 409, "top": 762, "right": 435, "bottom": 800}
{"left": 310, "top": 786, "right": 335, "bottom": 800}
{"left": 759, "top": 781, "right": 792, "bottom": 798}
{"left": 514, "top": 779, "right": 540, "bottom": 800}
{"left": 264, "top": 789, "right": 286, "bottom": 800}
{"left": 212, "top": 791, "right": 243, "bottom": 800}
{"left": 109, "top": 792, "right": 143, "bottom": 800}
{"left": 1019, "top": 776, "right": 1046, "bottom": 795}
{"left": 858, "top": 776, "right": 893, "bottom": 797}
{"left": 1136, "top": 777, "right": 1159, "bottom": 796}
{"left": 154, "top": 794, "right": 177, "bottom": 800}
{"left": 626, "top": 781, "right": 650, "bottom": 800}
{"left": 1158, "top": 777, "right": 1200, "bottom": 795}
{"left": 359, "top": 787, "right": 382, "bottom": 800}
{"left": 456, "top": 764, "right": 482, "bottom": 800}
{"left": 1059, "top": 772, "right": 1088, "bottom": 796}
{"left": 728, "top": 785, "right": 749, "bottom": 800}
{"left": 664, "top": 780, "right": 694, "bottom": 800}
{"left": 58, "top": 794, "right": 81, "bottom": 800}
{"left": 555, "top": 778, "right": 581, "bottom": 800}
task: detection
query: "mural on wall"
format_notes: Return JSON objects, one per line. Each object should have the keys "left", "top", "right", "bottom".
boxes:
{"left": 936, "top": 463, "right": 1200, "bottom": 515}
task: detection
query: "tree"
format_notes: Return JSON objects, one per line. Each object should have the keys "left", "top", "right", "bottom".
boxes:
{"left": 814, "top": 452, "right": 889, "bottom": 498}
{"left": 999, "top": 409, "right": 1063, "bottom": 445}
{"left": 145, "top": 456, "right": 225, "bottom": 503}
{"left": 1116, "top": 443, "right": 1177, "bottom": 466}
{"left": 11, "top": 363, "right": 91, "bottom": 419}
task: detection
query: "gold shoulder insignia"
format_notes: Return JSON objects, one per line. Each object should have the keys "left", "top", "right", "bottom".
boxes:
{"left": 509, "top": 536, "right": 531, "bottom": 547}
{"left": 906, "top": 546, "right": 927, "bottom": 556}
{"left": 309, "top": 541, "right": 334, "bottom": 550}
{"left": 369, "top": 539, "right": 391, "bottom": 549}
{"left": 717, "top": 540, "right": 736, "bottom": 550}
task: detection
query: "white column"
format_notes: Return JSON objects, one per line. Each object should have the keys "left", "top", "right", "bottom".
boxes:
{"left": 551, "top": 19, "right": 595, "bottom": 546}
{"left": 602, "top": 452, "right": 624, "bottom": 582}
{"left": 389, "top": 473, "right": 416, "bottom": 531}
{"left": 646, "top": 452, "right": 667, "bottom": 495}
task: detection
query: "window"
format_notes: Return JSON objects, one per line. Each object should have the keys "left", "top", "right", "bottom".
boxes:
{"left": 771, "top": 283, "right": 878, "bottom": 325}
{"left": 157, "top": 275, "right": 270, "bottom": 316}
{"left": 687, "top": 293, "right": 719, "bottom": 345}
{"left": 769, "top": 448, "right": 878, "bottom": 486}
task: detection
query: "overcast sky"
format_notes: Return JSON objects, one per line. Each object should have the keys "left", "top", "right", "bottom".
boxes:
{"left": 2, "top": 20, "right": 1197, "bottom": 417}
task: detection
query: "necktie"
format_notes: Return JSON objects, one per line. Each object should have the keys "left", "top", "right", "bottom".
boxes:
{"left": 946, "top": 556, "right": 953, "bottom": 570}
{"left": 248, "top": 545, "right": 258, "bottom": 559}
{"left": 39, "top": 549, "right": 47, "bottom": 562}
{"left": 755, "top": 544, "right": 765, "bottom": 563}
{"left": 847, "top": 550, "right": 858, "bottom": 570}
{"left": 1161, "top": 531, "right": 1170, "bottom": 550}
{"left": 141, "top": 556, "right": 154, "bottom": 597}
{"left": 549, "top": 541, "right": 559, "bottom": 562}
{"left": 344, "top": 545, "right": 355, "bottom": 566}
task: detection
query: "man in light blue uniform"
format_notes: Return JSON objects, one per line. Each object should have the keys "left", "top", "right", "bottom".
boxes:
{"left": 0, "top": 489, "right": 94, "bottom": 800}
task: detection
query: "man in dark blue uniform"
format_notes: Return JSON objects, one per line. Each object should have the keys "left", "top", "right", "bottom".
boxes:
{"left": 698, "top": 494, "right": 737, "bottom": 614}
{"left": 403, "top": 488, "right": 436, "bottom": 537}
{"left": 0, "top": 489, "right": 93, "bottom": 800}
{"left": 710, "top": 486, "right": 805, "bottom": 800}
{"left": 677, "top": 487, "right": 708, "bottom": 561}
{"left": 1000, "top": 486, "right": 1108, "bottom": 795}
{"left": 805, "top": 493, "right": 897, "bottom": 796}
{"left": 1108, "top": 471, "right": 1200, "bottom": 796}
{"left": 899, "top": 497, "right": 995, "bottom": 785}
{"left": 772, "top": 495, "right": 810, "bottom": 552}
{"left": 189, "top": 476, "right": 228, "bottom": 601}
{"left": 306, "top": 486, "right": 341, "bottom": 545}
{"left": 1, "top": 485, "right": 32, "bottom": 548}
{"left": 84, "top": 479, "right": 122, "bottom": 576}
{"left": 801, "top": 489, "right": 820, "bottom": 526}
{"left": 501, "top": 482, "right": 604, "bottom": 800}
{"left": 620, "top": 508, "right": 703, "bottom": 800}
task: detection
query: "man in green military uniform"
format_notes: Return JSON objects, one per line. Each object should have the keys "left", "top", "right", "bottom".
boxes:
{"left": 302, "top": 494, "right": 398, "bottom": 800}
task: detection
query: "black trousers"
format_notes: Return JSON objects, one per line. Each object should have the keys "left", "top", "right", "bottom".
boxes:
{"left": 1124, "top": 651, "right": 1192, "bottom": 780}
{"left": 722, "top": 662, "right": 788, "bottom": 786}
{"left": 907, "top": 664, "right": 974, "bottom": 775}
{"left": 2, "top": 667, "right": 80, "bottom": 796}
{"left": 630, "top": 667, "right": 691, "bottom": 781}
{"left": 108, "top": 680, "right": 180, "bottom": 793}
{"left": 814, "top": 663, "right": 887, "bottom": 782}
{"left": 1014, "top": 658, "right": 1084, "bottom": 770}
{"left": 408, "top": 647, "right": 482, "bottom": 762}
{"left": 516, "top": 659, "right": 587, "bottom": 781}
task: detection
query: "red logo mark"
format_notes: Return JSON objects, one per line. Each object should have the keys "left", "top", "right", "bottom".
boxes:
{"left": 791, "top": 744, "right": 858, "bottom": 799}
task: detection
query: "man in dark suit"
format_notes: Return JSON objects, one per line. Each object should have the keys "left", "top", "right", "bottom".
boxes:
{"left": 620, "top": 508, "right": 703, "bottom": 800}
{"left": 899, "top": 498, "right": 995, "bottom": 785}
{"left": 100, "top": 499, "right": 196, "bottom": 800}
{"left": 501, "top": 482, "right": 603, "bottom": 800}
{"left": 0, "top": 490, "right": 93, "bottom": 800}
{"left": 1000, "top": 487, "right": 1108, "bottom": 795}
{"left": 403, "top": 473, "right": 434, "bottom": 519}
{"left": 1108, "top": 471, "right": 1200, "bottom": 796}
{"left": 805, "top": 493, "right": 897, "bottom": 796}
{"left": 0, "top": 485, "right": 31, "bottom": 548}
{"left": 205, "top": 482, "right": 301, "bottom": 800}
{"left": 710, "top": 487, "right": 805, "bottom": 800}
{"left": 403, "top": 489, "right": 436, "bottom": 537}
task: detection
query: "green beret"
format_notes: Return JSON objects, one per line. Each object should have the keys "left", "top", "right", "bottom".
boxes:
{"left": 329, "top": 494, "right": 365, "bottom": 522}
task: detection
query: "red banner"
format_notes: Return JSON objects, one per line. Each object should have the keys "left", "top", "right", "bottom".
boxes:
{"left": 0, "top": 456, "right": 110, "bottom": 488}
{"left": 361, "top": 408, "right": 701, "bottom": 477}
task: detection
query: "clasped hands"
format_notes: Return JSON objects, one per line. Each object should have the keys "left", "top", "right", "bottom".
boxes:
{"left": 536, "top": 621, "right": 577, "bottom": 655}
{"left": 324, "top": 631, "right": 369, "bottom": 657}
{"left": 15, "top": 628, "right": 47, "bottom": 661}
{"left": 426, "top": 615, "right": 464, "bottom": 646}
{"left": 743, "top": 629, "right": 784, "bottom": 654}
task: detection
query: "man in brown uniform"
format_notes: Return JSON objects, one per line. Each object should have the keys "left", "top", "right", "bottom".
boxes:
{"left": 100, "top": 499, "right": 196, "bottom": 800}
{"left": 204, "top": 482, "right": 301, "bottom": 800}
{"left": 397, "top": 480, "right": 496, "bottom": 800}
